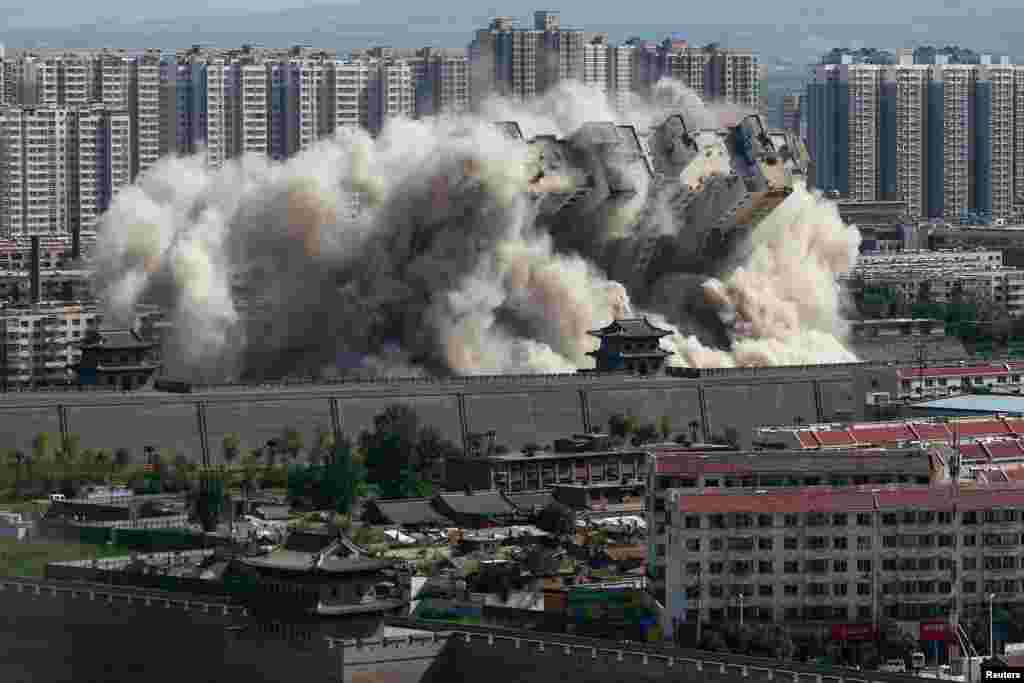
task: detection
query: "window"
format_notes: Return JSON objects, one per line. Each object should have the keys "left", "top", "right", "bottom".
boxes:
{"left": 883, "top": 558, "right": 898, "bottom": 571}
{"left": 685, "top": 515, "right": 701, "bottom": 529}
{"left": 858, "top": 559, "right": 872, "bottom": 573}
{"left": 938, "top": 534, "right": 955, "bottom": 547}
{"left": 882, "top": 513, "right": 898, "bottom": 526}
{"left": 710, "top": 538, "right": 723, "bottom": 551}
{"left": 834, "top": 583, "right": 848, "bottom": 596}
{"left": 784, "top": 561, "right": 800, "bottom": 574}
{"left": 784, "top": 585, "right": 799, "bottom": 596}
{"left": 834, "top": 559, "right": 849, "bottom": 573}
{"left": 832, "top": 513, "right": 848, "bottom": 527}
{"left": 857, "top": 583, "right": 871, "bottom": 596}
{"left": 686, "top": 562, "right": 701, "bottom": 575}
{"left": 710, "top": 514, "right": 725, "bottom": 529}
{"left": 963, "top": 557, "right": 976, "bottom": 570}
{"left": 857, "top": 513, "right": 873, "bottom": 526}
{"left": 759, "top": 537, "right": 773, "bottom": 551}
{"left": 883, "top": 536, "right": 899, "bottom": 548}
{"left": 964, "top": 535, "right": 976, "bottom": 547}
{"left": 757, "top": 514, "right": 773, "bottom": 528}
{"left": 784, "top": 537, "right": 798, "bottom": 550}
{"left": 857, "top": 536, "right": 872, "bottom": 550}
{"left": 784, "top": 514, "right": 799, "bottom": 528}
{"left": 758, "top": 561, "right": 773, "bottom": 574}
{"left": 834, "top": 536, "right": 848, "bottom": 550}
{"left": 759, "top": 584, "right": 774, "bottom": 597}
{"left": 963, "top": 511, "right": 978, "bottom": 525}
{"left": 686, "top": 539, "right": 700, "bottom": 552}
{"left": 709, "top": 562, "right": 724, "bottom": 574}
{"left": 710, "top": 585, "right": 724, "bottom": 598}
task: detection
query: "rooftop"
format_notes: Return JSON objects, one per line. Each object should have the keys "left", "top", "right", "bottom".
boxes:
{"left": 653, "top": 448, "right": 933, "bottom": 477}
{"left": 369, "top": 498, "right": 452, "bottom": 527}
{"left": 674, "top": 482, "right": 1024, "bottom": 515}
{"left": 80, "top": 328, "right": 156, "bottom": 351}
{"left": 912, "top": 394, "right": 1024, "bottom": 415}
{"left": 587, "top": 317, "right": 672, "bottom": 339}
{"left": 436, "top": 491, "right": 517, "bottom": 518}
{"left": 480, "top": 447, "right": 649, "bottom": 463}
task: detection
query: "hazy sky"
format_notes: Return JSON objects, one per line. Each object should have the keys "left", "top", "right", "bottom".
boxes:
{"left": 2, "top": 1, "right": 1023, "bottom": 62}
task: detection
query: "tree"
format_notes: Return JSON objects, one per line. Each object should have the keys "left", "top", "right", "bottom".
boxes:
{"left": 536, "top": 501, "right": 575, "bottom": 537}
{"left": 359, "top": 404, "right": 453, "bottom": 494}
{"left": 633, "top": 422, "right": 659, "bottom": 445}
{"left": 310, "top": 425, "right": 335, "bottom": 466}
{"left": 222, "top": 433, "right": 242, "bottom": 467}
{"left": 31, "top": 433, "right": 52, "bottom": 469}
{"left": 113, "top": 448, "right": 132, "bottom": 469}
{"left": 58, "top": 433, "right": 81, "bottom": 464}
{"left": 657, "top": 416, "right": 672, "bottom": 441}
{"left": 282, "top": 427, "right": 304, "bottom": 463}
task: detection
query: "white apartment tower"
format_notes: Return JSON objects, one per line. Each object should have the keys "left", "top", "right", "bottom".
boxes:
{"left": 847, "top": 65, "right": 882, "bottom": 202}
{"left": 0, "top": 106, "right": 72, "bottom": 237}
{"left": 130, "top": 52, "right": 162, "bottom": 180}
{"left": 983, "top": 63, "right": 1016, "bottom": 220}
{"left": 582, "top": 41, "right": 608, "bottom": 93}
{"left": 606, "top": 44, "right": 634, "bottom": 113}
{"left": 373, "top": 60, "right": 414, "bottom": 134}
{"left": 891, "top": 65, "right": 929, "bottom": 220}
{"left": 69, "top": 105, "right": 132, "bottom": 233}
{"left": 235, "top": 62, "right": 269, "bottom": 157}
{"left": 934, "top": 64, "right": 975, "bottom": 220}
{"left": 331, "top": 61, "right": 372, "bottom": 131}
{"left": 94, "top": 52, "right": 131, "bottom": 109}
{"left": 203, "top": 60, "right": 231, "bottom": 168}
{"left": 1015, "top": 67, "right": 1024, "bottom": 213}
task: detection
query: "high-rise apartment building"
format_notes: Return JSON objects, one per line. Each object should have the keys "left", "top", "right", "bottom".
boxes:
{"left": 410, "top": 48, "right": 470, "bottom": 119}
{"left": 470, "top": 17, "right": 540, "bottom": 105}
{"left": 94, "top": 51, "right": 131, "bottom": 109}
{"left": 235, "top": 62, "right": 269, "bottom": 158}
{"left": 331, "top": 60, "right": 373, "bottom": 131}
{"left": 0, "top": 104, "right": 131, "bottom": 238}
{"left": 808, "top": 55, "right": 1024, "bottom": 223}
{"left": 129, "top": 51, "right": 161, "bottom": 179}
{"left": 582, "top": 39, "right": 608, "bottom": 93}
{"left": 0, "top": 106, "right": 72, "bottom": 237}
{"left": 606, "top": 44, "right": 634, "bottom": 113}
{"left": 69, "top": 105, "right": 132, "bottom": 233}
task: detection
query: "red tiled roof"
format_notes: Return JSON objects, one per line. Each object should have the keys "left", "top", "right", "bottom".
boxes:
{"left": 909, "top": 423, "right": 951, "bottom": 441}
{"left": 957, "top": 444, "right": 988, "bottom": 462}
{"left": 983, "top": 441, "right": 1024, "bottom": 461}
{"left": 1005, "top": 418, "right": 1024, "bottom": 435}
{"left": 676, "top": 483, "right": 1024, "bottom": 515}
{"left": 655, "top": 456, "right": 755, "bottom": 476}
{"left": 954, "top": 420, "right": 1012, "bottom": 436}
{"left": 796, "top": 431, "right": 820, "bottom": 448}
{"left": 1002, "top": 467, "right": 1024, "bottom": 482}
{"left": 849, "top": 423, "right": 916, "bottom": 443}
{"left": 813, "top": 429, "right": 857, "bottom": 447}
{"left": 677, "top": 488, "right": 877, "bottom": 515}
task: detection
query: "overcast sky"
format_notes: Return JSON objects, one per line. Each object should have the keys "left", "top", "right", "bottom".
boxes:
{"left": 1, "top": 1, "right": 1022, "bottom": 62}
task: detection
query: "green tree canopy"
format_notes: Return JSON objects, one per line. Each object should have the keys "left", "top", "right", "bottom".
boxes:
{"left": 222, "top": 433, "right": 242, "bottom": 465}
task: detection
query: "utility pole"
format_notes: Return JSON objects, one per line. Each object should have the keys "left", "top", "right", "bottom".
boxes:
{"left": 916, "top": 342, "right": 928, "bottom": 397}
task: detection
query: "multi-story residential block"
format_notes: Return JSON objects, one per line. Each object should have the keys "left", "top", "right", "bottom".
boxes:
{"left": 809, "top": 55, "right": 1023, "bottom": 223}
{"left": 235, "top": 62, "right": 269, "bottom": 157}
{"left": 646, "top": 447, "right": 937, "bottom": 601}
{"left": 413, "top": 49, "right": 470, "bottom": 118}
{"left": 129, "top": 51, "right": 161, "bottom": 179}
{"left": 94, "top": 51, "right": 131, "bottom": 110}
{"left": 0, "top": 302, "right": 101, "bottom": 386}
{"left": 0, "top": 106, "right": 72, "bottom": 237}
{"left": 606, "top": 44, "right": 634, "bottom": 113}
{"left": 664, "top": 483, "right": 1024, "bottom": 635}
{"left": 203, "top": 59, "right": 231, "bottom": 167}
{"left": 331, "top": 60, "right": 372, "bottom": 131}
{"left": 582, "top": 39, "right": 608, "bottom": 94}
{"left": 68, "top": 105, "right": 131, "bottom": 234}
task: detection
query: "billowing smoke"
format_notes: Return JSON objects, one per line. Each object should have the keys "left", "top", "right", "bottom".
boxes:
{"left": 93, "top": 80, "right": 860, "bottom": 381}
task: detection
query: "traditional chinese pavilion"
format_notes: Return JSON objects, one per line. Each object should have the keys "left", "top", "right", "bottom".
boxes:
{"left": 75, "top": 327, "right": 162, "bottom": 391}
{"left": 585, "top": 317, "right": 674, "bottom": 375}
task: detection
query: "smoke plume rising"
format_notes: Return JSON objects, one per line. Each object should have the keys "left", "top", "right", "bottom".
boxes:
{"left": 93, "top": 80, "right": 860, "bottom": 381}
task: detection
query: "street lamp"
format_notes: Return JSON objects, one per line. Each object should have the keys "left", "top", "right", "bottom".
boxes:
{"left": 989, "top": 593, "right": 996, "bottom": 658}
{"left": 734, "top": 593, "right": 745, "bottom": 627}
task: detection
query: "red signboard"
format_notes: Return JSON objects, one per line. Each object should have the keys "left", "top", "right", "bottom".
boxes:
{"left": 920, "top": 620, "right": 954, "bottom": 642}
{"left": 831, "top": 624, "right": 878, "bottom": 642}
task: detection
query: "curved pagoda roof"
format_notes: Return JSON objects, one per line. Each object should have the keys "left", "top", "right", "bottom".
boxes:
{"left": 587, "top": 317, "right": 672, "bottom": 339}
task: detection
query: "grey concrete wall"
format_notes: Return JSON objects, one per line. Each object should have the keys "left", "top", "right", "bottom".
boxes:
{"left": 68, "top": 403, "right": 202, "bottom": 456}
{"left": 585, "top": 387, "right": 702, "bottom": 438}
{"left": 0, "top": 367, "right": 873, "bottom": 462}
{"left": 464, "top": 391, "right": 583, "bottom": 450}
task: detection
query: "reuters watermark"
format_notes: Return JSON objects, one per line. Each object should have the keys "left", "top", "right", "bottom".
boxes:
{"left": 985, "top": 669, "right": 1024, "bottom": 680}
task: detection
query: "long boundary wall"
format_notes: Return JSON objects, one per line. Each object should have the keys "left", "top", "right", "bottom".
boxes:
{"left": 0, "top": 363, "right": 894, "bottom": 458}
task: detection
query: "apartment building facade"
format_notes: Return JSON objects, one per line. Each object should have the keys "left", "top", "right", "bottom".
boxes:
{"left": 646, "top": 448, "right": 936, "bottom": 601}
{"left": 664, "top": 484, "right": 1024, "bottom": 637}
{"left": 0, "top": 302, "right": 101, "bottom": 386}
{"left": 809, "top": 57, "right": 1024, "bottom": 222}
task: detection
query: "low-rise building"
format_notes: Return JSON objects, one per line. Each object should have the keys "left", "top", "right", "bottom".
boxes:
{"left": 0, "top": 302, "right": 101, "bottom": 386}
{"left": 444, "top": 447, "right": 649, "bottom": 498}
{"left": 664, "top": 482, "right": 1024, "bottom": 639}
{"left": 756, "top": 415, "right": 1024, "bottom": 449}
{"left": 645, "top": 446, "right": 938, "bottom": 602}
